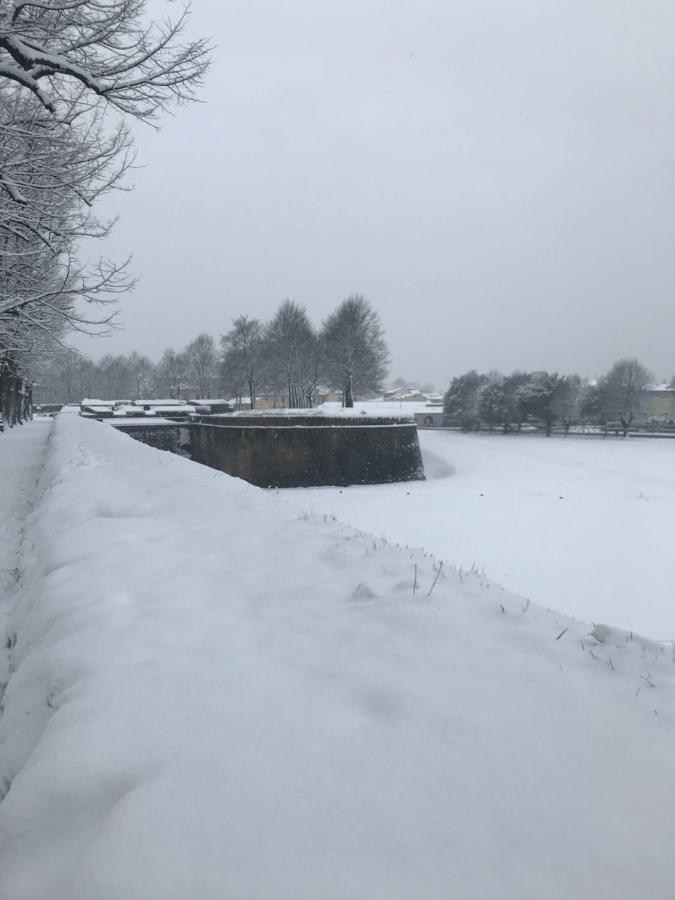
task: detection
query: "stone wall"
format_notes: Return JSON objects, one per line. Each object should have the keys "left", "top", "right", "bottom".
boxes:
{"left": 110, "top": 422, "right": 182, "bottom": 453}
{"left": 190, "top": 416, "right": 425, "bottom": 488}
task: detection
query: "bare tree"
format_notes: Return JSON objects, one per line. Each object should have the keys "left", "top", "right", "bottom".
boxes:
{"left": 598, "top": 358, "right": 652, "bottom": 436}
{"left": 0, "top": 1, "right": 211, "bottom": 122}
{"left": 97, "top": 353, "right": 131, "bottom": 399}
{"left": 266, "top": 300, "right": 317, "bottom": 408}
{"left": 0, "top": 2, "right": 210, "bottom": 414}
{"left": 1, "top": 88, "right": 133, "bottom": 368}
{"left": 321, "top": 295, "right": 389, "bottom": 407}
{"left": 127, "top": 350, "right": 154, "bottom": 400}
{"left": 154, "top": 348, "right": 188, "bottom": 399}
{"left": 220, "top": 316, "right": 264, "bottom": 408}
{"left": 552, "top": 375, "right": 584, "bottom": 435}
{"left": 185, "top": 333, "right": 217, "bottom": 398}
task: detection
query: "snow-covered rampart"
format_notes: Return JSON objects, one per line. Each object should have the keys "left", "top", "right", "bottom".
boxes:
{"left": 1, "top": 415, "right": 674, "bottom": 899}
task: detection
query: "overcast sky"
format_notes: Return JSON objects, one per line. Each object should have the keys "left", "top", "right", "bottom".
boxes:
{"left": 76, "top": 0, "right": 675, "bottom": 386}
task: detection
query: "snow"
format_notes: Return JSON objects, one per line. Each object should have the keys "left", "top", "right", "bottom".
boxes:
{"left": 1, "top": 417, "right": 675, "bottom": 898}
{"left": 0, "top": 420, "right": 51, "bottom": 653}
{"left": 134, "top": 399, "right": 187, "bottom": 407}
{"left": 107, "top": 417, "right": 176, "bottom": 427}
{"left": 318, "top": 400, "right": 433, "bottom": 417}
{"left": 145, "top": 406, "right": 192, "bottom": 416}
{"left": 289, "top": 430, "right": 675, "bottom": 638}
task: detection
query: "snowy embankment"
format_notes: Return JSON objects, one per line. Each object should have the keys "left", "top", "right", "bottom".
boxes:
{"left": 290, "top": 430, "right": 675, "bottom": 638}
{"left": 1, "top": 416, "right": 675, "bottom": 899}
{"left": 0, "top": 421, "right": 51, "bottom": 689}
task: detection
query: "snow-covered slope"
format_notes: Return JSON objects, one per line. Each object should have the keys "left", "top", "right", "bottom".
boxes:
{"left": 1, "top": 416, "right": 674, "bottom": 899}
{"left": 289, "top": 429, "right": 675, "bottom": 638}
{"left": 0, "top": 420, "right": 51, "bottom": 689}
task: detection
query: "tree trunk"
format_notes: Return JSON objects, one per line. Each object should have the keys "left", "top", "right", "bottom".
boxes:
{"left": 345, "top": 372, "right": 354, "bottom": 408}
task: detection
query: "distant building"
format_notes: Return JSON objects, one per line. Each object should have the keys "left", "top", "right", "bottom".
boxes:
{"left": 383, "top": 389, "right": 429, "bottom": 403}
{"left": 230, "top": 388, "right": 344, "bottom": 411}
{"left": 645, "top": 384, "right": 675, "bottom": 420}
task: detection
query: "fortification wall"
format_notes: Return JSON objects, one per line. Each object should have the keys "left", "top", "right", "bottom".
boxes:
{"left": 110, "top": 421, "right": 184, "bottom": 453}
{"left": 190, "top": 416, "right": 425, "bottom": 488}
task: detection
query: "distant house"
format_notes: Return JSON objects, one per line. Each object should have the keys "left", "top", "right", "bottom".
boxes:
{"left": 229, "top": 388, "right": 344, "bottom": 411}
{"left": 645, "top": 384, "right": 675, "bottom": 420}
{"left": 383, "top": 389, "right": 429, "bottom": 403}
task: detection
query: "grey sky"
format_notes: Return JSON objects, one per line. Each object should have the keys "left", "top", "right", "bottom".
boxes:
{"left": 76, "top": 0, "right": 675, "bottom": 385}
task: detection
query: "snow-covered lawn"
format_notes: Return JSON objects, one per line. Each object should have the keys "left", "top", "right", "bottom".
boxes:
{"left": 288, "top": 431, "right": 675, "bottom": 639}
{"left": 1, "top": 417, "right": 675, "bottom": 898}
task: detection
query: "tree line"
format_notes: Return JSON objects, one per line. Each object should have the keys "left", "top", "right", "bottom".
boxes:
{"left": 36, "top": 295, "right": 391, "bottom": 409}
{"left": 444, "top": 358, "right": 656, "bottom": 437}
{"left": 0, "top": 1, "right": 211, "bottom": 425}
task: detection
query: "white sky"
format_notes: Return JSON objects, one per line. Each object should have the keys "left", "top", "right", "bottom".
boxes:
{"left": 76, "top": 0, "right": 675, "bottom": 385}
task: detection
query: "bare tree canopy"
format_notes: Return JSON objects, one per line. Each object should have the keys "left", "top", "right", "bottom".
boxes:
{"left": 220, "top": 315, "right": 264, "bottom": 408}
{"left": 0, "top": 0, "right": 211, "bottom": 423}
{"left": 33, "top": 297, "right": 392, "bottom": 413}
{"left": 321, "top": 294, "right": 389, "bottom": 408}
{"left": 0, "top": 0, "right": 211, "bottom": 121}
{"left": 265, "top": 300, "right": 318, "bottom": 409}
{"left": 598, "top": 358, "right": 653, "bottom": 436}
{"left": 185, "top": 333, "right": 217, "bottom": 398}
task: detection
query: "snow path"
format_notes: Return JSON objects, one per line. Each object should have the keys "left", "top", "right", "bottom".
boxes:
{"left": 1, "top": 416, "right": 674, "bottom": 898}
{"left": 287, "top": 430, "right": 675, "bottom": 638}
{"left": 0, "top": 420, "right": 52, "bottom": 686}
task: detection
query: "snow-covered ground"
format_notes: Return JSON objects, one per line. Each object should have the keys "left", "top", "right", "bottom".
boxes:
{"left": 287, "top": 431, "right": 675, "bottom": 639}
{"left": 0, "top": 421, "right": 51, "bottom": 692}
{"left": 1, "top": 417, "right": 675, "bottom": 898}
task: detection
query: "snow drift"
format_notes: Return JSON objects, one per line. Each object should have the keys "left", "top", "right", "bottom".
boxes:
{"left": 1, "top": 415, "right": 674, "bottom": 899}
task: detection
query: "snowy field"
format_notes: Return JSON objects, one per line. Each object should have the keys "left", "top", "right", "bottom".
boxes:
{"left": 1, "top": 418, "right": 675, "bottom": 898}
{"left": 287, "top": 431, "right": 675, "bottom": 639}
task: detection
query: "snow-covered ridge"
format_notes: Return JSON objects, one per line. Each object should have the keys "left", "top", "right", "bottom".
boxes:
{"left": 1, "top": 417, "right": 674, "bottom": 898}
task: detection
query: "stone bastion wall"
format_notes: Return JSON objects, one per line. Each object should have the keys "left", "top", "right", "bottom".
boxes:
{"left": 189, "top": 415, "right": 425, "bottom": 488}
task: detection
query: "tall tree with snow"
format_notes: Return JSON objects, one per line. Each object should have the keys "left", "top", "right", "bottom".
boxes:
{"left": 598, "top": 358, "right": 652, "bottom": 436}
{"left": 517, "top": 372, "right": 564, "bottom": 437}
{"left": 0, "top": 1, "right": 210, "bottom": 122}
{"left": 321, "top": 295, "right": 389, "bottom": 408}
{"left": 0, "top": 0, "right": 210, "bottom": 421}
{"left": 443, "top": 371, "right": 486, "bottom": 431}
